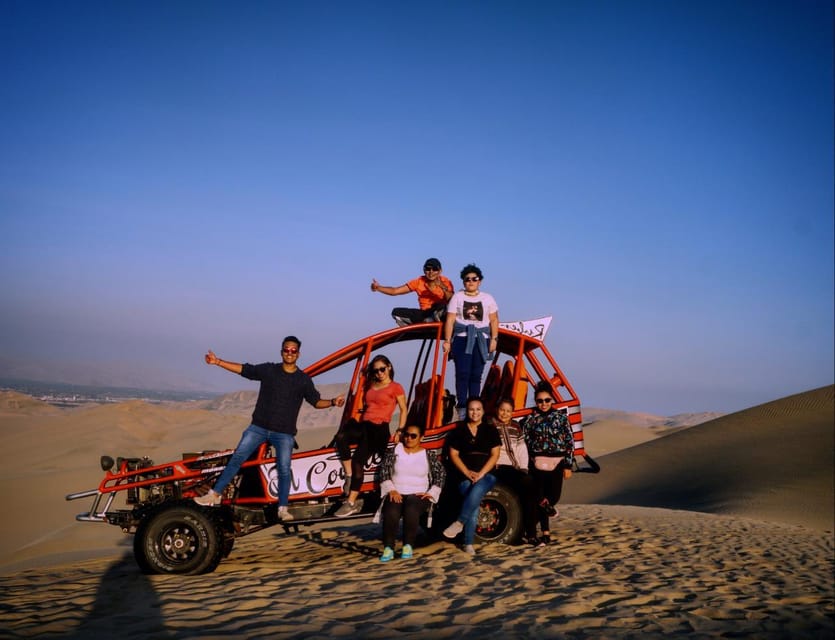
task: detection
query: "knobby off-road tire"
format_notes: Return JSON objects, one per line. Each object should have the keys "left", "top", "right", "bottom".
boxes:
{"left": 134, "top": 502, "right": 226, "bottom": 575}
{"left": 475, "top": 483, "right": 522, "bottom": 545}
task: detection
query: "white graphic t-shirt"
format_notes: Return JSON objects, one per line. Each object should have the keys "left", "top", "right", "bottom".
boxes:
{"left": 448, "top": 290, "right": 498, "bottom": 335}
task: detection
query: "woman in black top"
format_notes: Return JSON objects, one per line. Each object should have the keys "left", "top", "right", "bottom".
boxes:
{"left": 442, "top": 397, "right": 501, "bottom": 555}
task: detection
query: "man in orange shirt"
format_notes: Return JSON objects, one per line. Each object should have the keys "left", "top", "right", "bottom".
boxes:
{"left": 371, "top": 257, "right": 454, "bottom": 326}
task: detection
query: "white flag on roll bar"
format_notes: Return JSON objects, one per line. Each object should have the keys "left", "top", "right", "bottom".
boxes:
{"left": 498, "top": 316, "right": 552, "bottom": 340}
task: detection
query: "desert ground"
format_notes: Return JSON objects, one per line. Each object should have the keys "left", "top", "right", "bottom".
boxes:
{"left": 0, "top": 384, "right": 832, "bottom": 639}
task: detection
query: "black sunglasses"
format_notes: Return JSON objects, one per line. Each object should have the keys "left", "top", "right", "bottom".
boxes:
{"left": 463, "top": 276, "right": 480, "bottom": 282}
{"left": 424, "top": 267, "right": 439, "bottom": 272}
{"left": 403, "top": 432, "right": 420, "bottom": 440}
{"left": 372, "top": 366, "right": 388, "bottom": 373}
{"left": 535, "top": 397, "right": 553, "bottom": 404}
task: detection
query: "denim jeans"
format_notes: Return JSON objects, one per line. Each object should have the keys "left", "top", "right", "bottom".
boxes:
{"left": 450, "top": 336, "right": 487, "bottom": 408}
{"left": 212, "top": 424, "right": 295, "bottom": 507}
{"left": 456, "top": 474, "right": 497, "bottom": 544}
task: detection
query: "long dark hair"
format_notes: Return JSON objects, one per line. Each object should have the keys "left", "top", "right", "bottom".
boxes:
{"left": 365, "top": 354, "right": 394, "bottom": 390}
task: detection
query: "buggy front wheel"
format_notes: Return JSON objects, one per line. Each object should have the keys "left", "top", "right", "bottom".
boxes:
{"left": 134, "top": 502, "right": 225, "bottom": 575}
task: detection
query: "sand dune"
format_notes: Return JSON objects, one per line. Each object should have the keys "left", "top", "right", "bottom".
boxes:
{"left": 566, "top": 385, "right": 834, "bottom": 531}
{"left": 0, "top": 390, "right": 341, "bottom": 571}
{"left": 0, "top": 386, "right": 832, "bottom": 638}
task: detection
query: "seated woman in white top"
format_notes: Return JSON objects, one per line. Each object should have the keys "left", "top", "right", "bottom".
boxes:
{"left": 377, "top": 425, "right": 445, "bottom": 562}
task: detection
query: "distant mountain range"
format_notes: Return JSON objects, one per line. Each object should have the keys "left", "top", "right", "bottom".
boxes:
{"left": 0, "top": 356, "right": 225, "bottom": 394}
{"left": 194, "top": 391, "right": 723, "bottom": 428}
{"left": 0, "top": 377, "right": 723, "bottom": 428}
{"left": 0, "top": 377, "right": 219, "bottom": 404}
{"left": 582, "top": 407, "right": 725, "bottom": 429}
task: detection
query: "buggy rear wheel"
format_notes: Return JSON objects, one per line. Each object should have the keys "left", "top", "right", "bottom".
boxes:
{"left": 475, "top": 483, "right": 522, "bottom": 545}
{"left": 134, "top": 502, "right": 225, "bottom": 575}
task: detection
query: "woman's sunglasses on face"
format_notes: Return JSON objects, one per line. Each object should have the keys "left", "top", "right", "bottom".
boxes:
{"left": 403, "top": 432, "right": 420, "bottom": 440}
{"left": 535, "top": 397, "right": 553, "bottom": 404}
{"left": 463, "top": 276, "right": 480, "bottom": 282}
{"left": 373, "top": 366, "right": 388, "bottom": 374}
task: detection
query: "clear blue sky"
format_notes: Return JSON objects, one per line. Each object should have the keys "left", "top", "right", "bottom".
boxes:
{"left": 1, "top": 0, "right": 832, "bottom": 414}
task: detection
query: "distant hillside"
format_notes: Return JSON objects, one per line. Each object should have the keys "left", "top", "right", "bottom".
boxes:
{"left": 194, "top": 390, "right": 257, "bottom": 414}
{"left": 583, "top": 407, "right": 724, "bottom": 429}
{"left": 196, "top": 392, "right": 723, "bottom": 428}
{"left": 0, "top": 391, "right": 60, "bottom": 414}
{"left": 0, "top": 377, "right": 217, "bottom": 404}
{"left": 0, "top": 358, "right": 224, "bottom": 394}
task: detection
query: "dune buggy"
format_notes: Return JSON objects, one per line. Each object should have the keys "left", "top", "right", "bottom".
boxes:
{"left": 67, "top": 319, "right": 598, "bottom": 574}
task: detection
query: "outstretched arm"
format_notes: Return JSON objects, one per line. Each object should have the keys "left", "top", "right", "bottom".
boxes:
{"left": 314, "top": 395, "right": 345, "bottom": 410}
{"left": 370, "top": 279, "right": 410, "bottom": 296}
{"left": 205, "top": 350, "right": 243, "bottom": 375}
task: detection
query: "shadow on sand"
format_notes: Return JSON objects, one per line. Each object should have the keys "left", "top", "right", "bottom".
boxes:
{"left": 63, "top": 552, "right": 173, "bottom": 640}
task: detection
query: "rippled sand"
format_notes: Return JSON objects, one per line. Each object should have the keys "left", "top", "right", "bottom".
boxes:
{"left": 1, "top": 506, "right": 832, "bottom": 639}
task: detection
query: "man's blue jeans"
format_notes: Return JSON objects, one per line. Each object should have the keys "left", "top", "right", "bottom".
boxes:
{"left": 212, "top": 424, "right": 294, "bottom": 507}
{"left": 456, "top": 474, "right": 497, "bottom": 544}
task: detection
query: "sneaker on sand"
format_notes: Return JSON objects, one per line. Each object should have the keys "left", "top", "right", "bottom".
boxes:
{"left": 194, "top": 490, "right": 221, "bottom": 507}
{"left": 335, "top": 501, "right": 361, "bottom": 517}
{"left": 537, "top": 534, "right": 551, "bottom": 547}
{"left": 463, "top": 544, "right": 476, "bottom": 555}
{"left": 380, "top": 546, "right": 395, "bottom": 562}
{"left": 443, "top": 521, "right": 464, "bottom": 538}
{"left": 400, "top": 544, "right": 413, "bottom": 560}
{"left": 277, "top": 506, "right": 294, "bottom": 521}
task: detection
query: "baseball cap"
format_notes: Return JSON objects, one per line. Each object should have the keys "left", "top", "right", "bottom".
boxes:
{"left": 423, "top": 258, "right": 442, "bottom": 270}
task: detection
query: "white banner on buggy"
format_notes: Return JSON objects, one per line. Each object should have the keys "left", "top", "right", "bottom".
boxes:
{"left": 498, "top": 316, "right": 552, "bottom": 340}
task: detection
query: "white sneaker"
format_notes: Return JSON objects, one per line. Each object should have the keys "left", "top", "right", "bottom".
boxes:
{"left": 464, "top": 544, "right": 476, "bottom": 555}
{"left": 277, "top": 506, "right": 294, "bottom": 521}
{"left": 194, "top": 490, "right": 221, "bottom": 506}
{"left": 443, "top": 520, "right": 464, "bottom": 538}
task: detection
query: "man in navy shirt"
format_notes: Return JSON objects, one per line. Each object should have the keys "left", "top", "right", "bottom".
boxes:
{"left": 194, "top": 336, "right": 345, "bottom": 520}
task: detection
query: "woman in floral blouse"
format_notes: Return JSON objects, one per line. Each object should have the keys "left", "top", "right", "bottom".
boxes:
{"left": 520, "top": 382, "right": 575, "bottom": 546}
